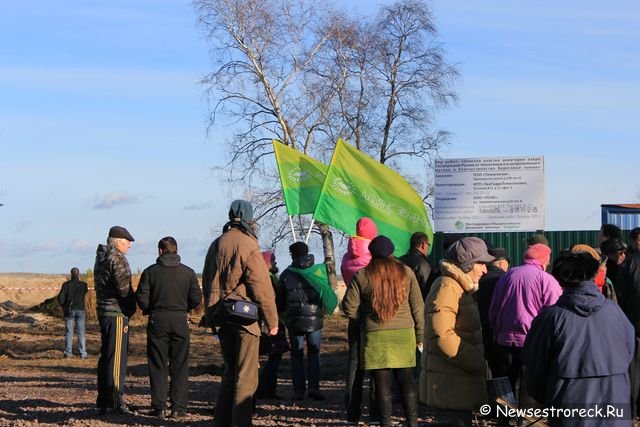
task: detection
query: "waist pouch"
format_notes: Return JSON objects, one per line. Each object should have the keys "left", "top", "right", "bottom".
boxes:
{"left": 216, "top": 298, "right": 259, "bottom": 326}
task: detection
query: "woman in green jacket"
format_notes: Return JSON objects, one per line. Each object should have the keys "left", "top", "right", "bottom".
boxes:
{"left": 342, "top": 236, "right": 424, "bottom": 427}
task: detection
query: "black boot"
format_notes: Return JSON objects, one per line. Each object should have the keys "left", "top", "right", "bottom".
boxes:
{"left": 401, "top": 391, "right": 418, "bottom": 427}
{"left": 379, "top": 395, "right": 393, "bottom": 427}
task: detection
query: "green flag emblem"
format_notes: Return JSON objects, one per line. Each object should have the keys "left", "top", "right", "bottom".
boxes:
{"left": 313, "top": 138, "right": 433, "bottom": 256}
{"left": 273, "top": 140, "right": 328, "bottom": 215}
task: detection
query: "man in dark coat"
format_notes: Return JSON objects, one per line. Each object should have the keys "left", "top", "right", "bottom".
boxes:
{"left": 476, "top": 248, "right": 509, "bottom": 377}
{"left": 523, "top": 251, "right": 634, "bottom": 426}
{"left": 399, "top": 232, "right": 432, "bottom": 299}
{"left": 94, "top": 225, "right": 136, "bottom": 415}
{"left": 601, "top": 237, "right": 627, "bottom": 299}
{"left": 277, "top": 241, "right": 325, "bottom": 401}
{"left": 57, "top": 267, "right": 88, "bottom": 359}
{"left": 622, "top": 227, "right": 640, "bottom": 417}
{"left": 136, "top": 236, "right": 202, "bottom": 420}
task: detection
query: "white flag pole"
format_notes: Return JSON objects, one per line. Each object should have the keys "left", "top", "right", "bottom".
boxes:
{"left": 288, "top": 216, "right": 298, "bottom": 241}
{"left": 304, "top": 218, "right": 315, "bottom": 244}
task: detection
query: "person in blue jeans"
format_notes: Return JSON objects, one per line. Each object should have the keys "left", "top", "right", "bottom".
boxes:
{"left": 277, "top": 242, "right": 326, "bottom": 401}
{"left": 57, "top": 267, "right": 88, "bottom": 359}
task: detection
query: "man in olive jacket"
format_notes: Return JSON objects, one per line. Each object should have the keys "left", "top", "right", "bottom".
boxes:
{"left": 202, "top": 200, "right": 279, "bottom": 427}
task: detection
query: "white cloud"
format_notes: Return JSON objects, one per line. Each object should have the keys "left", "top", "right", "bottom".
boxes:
{"left": 0, "top": 240, "right": 58, "bottom": 258}
{"left": 68, "top": 239, "right": 94, "bottom": 254}
{"left": 183, "top": 202, "right": 211, "bottom": 211}
{"left": 14, "top": 220, "right": 34, "bottom": 234}
{"left": 93, "top": 192, "right": 141, "bottom": 210}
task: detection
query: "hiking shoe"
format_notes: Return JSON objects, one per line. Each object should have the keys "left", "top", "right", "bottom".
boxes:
{"left": 97, "top": 407, "right": 107, "bottom": 416}
{"left": 151, "top": 409, "right": 167, "bottom": 419}
{"left": 308, "top": 390, "right": 326, "bottom": 401}
{"left": 118, "top": 404, "right": 135, "bottom": 415}
{"left": 169, "top": 410, "right": 188, "bottom": 420}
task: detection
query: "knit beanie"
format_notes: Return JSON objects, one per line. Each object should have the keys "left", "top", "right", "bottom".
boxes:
{"left": 289, "top": 241, "right": 309, "bottom": 258}
{"left": 262, "top": 250, "right": 274, "bottom": 266}
{"left": 228, "top": 199, "right": 254, "bottom": 222}
{"left": 225, "top": 199, "right": 256, "bottom": 238}
{"left": 369, "top": 236, "right": 394, "bottom": 258}
{"left": 356, "top": 217, "right": 378, "bottom": 240}
{"left": 526, "top": 233, "right": 549, "bottom": 247}
{"left": 524, "top": 243, "right": 551, "bottom": 265}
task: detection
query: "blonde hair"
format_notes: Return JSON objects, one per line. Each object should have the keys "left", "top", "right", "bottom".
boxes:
{"left": 365, "top": 257, "right": 408, "bottom": 324}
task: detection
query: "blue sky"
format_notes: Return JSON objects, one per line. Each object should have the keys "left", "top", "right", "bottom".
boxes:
{"left": 1, "top": 1, "right": 638, "bottom": 273}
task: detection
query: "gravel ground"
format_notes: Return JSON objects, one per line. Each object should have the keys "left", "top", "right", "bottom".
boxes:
{"left": 0, "top": 309, "right": 439, "bottom": 426}
{"left": 3, "top": 304, "right": 635, "bottom": 426}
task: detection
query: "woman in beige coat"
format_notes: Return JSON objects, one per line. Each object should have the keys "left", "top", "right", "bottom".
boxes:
{"left": 420, "top": 237, "right": 494, "bottom": 426}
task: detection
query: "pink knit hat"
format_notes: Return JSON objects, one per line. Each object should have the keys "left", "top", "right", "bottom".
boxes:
{"left": 356, "top": 217, "right": 378, "bottom": 239}
{"left": 262, "top": 250, "right": 274, "bottom": 267}
{"left": 524, "top": 243, "right": 551, "bottom": 265}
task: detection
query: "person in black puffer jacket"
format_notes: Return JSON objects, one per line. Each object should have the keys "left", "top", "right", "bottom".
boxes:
{"left": 277, "top": 241, "right": 325, "bottom": 401}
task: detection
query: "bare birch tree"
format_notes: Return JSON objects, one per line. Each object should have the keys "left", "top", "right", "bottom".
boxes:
{"left": 193, "top": 0, "right": 458, "bottom": 283}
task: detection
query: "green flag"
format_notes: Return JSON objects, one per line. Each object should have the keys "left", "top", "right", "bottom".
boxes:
{"left": 313, "top": 138, "right": 433, "bottom": 256}
{"left": 288, "top": 263, "right": 338, "bottom": 314}
{"left": 273, "top": 140, "right": 328, "bottom": 215}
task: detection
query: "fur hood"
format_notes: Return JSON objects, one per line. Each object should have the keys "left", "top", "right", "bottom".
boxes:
{"left": 439, "top": 260, "right": 478, "bottom": 293}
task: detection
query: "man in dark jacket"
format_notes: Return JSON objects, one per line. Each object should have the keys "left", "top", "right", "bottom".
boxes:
{"left": 477, "top": 248, "right": 509, "bottom": 376}
{"left": 399, "top": 232, "right": 432, "bottom": 299}
{"left": 57, "top": 267, "right": 88, "bottom": 359}
{"left": 622, "top": 227, "right": 640, "bottom": 417}
{"left": 94, "top": 225, "right": 136, "bottom": 415}
{"left": 277, "top": 241, "right": 325, "bottom": 401}
{"left": 523, "top": 251, "right": 634, "bottom": 426}
{"left": 601, "top": 237, "right": 627, "bottom": 299}
{"left": 136, "top": 236, "right": 202, "bottom": 420}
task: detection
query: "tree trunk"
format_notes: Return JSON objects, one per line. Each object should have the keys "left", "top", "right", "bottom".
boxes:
{"left": 318, "top": 222, "right": 338, "bottom": 289}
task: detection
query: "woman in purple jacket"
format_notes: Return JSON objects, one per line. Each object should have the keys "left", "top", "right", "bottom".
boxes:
{"left": 489, "top": 243, "right": 562, "bottom": 404}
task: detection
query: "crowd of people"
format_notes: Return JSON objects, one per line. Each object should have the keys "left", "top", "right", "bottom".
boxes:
{"left": 57, "top": 202, "right": 640, "bottom": 426}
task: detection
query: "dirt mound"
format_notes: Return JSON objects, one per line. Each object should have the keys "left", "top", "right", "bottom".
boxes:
{"left": 32, "top": 296, "right": 63, "bottom": 318}
{"left": 0, "top": 273, "right": 66, "bottom": 308}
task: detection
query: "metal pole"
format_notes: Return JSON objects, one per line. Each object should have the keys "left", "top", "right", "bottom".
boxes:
{"left": 288, "top": 216, "right": 298, "bottom": 241}
{"left": 304, "top": 218, "right": 316, "bottom": 244}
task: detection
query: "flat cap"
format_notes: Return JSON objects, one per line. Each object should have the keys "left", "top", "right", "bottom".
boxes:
{"left": 446, "top": 237, "right": 494, "bottom": 273}
{"left": 108, "top": 225, "right": 134, "bottom": 242}
{"left": 489, "top": 247, "right": 510, "bottom": 262}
